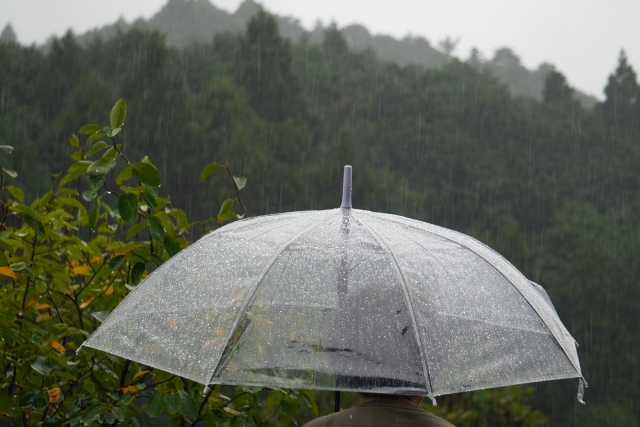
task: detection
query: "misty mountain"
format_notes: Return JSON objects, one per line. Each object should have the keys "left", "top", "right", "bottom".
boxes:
{"left": 59, "top": 0, "right": 597, "bottom": 107}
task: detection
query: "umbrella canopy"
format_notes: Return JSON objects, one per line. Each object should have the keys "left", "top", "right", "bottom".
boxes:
{"left": 81, "top": 166, "right": 585, "bottom": 403}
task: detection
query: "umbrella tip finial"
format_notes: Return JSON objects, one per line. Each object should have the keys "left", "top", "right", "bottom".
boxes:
{"left": 341, "top": 165, "right": 352, "bottom": 208}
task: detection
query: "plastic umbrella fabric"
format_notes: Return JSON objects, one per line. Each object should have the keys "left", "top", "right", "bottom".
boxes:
{"left": 81, "top": 166, "right": 586, "bottom": 404}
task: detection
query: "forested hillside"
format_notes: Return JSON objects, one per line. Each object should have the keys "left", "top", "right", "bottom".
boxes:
{"left": 36, "top": 0, "right": 598, "bottom": 108}
{"left": 1, "top": 10, "right": 639, "bottom": 426}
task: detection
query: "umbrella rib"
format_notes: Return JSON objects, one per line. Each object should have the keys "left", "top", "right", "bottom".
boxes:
{"left": 353, "top": 214, "right": 436, "bottom": 403}
{"left": 359, "top": 212, "right": 584, "bottom": 380}
{"left": 203, "top": 211, "right": 336, "bottom": 388}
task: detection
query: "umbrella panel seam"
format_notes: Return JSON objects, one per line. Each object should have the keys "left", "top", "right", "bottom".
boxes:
{"left": 353, "top": 212, "right": 436, "bottom": 401}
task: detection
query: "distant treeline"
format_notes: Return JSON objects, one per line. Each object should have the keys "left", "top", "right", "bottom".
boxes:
{"left": 1, "top": 10, "right": 639, "bottom": 426}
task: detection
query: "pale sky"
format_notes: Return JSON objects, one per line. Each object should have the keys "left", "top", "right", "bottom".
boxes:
{"left": 1, "top": 0, "right": 639, "bottom": 99}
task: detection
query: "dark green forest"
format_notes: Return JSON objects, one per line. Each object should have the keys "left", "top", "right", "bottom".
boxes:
{"left": 1, "top": 10, "right": 639, "bottom": 426}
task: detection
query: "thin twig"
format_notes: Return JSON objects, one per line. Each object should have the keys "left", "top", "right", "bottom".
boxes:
{"left": 190, "top": 386, "right": 215, "bottom": 427}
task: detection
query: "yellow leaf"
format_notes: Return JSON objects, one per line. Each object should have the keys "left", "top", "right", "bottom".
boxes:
{"left": 89, "top": 256, "right": 102, "bottom": 264}
{"left": 132, "top": 370, "right": 149, "bottom": 380}
{"left": 122, "top": 385, "right": 138, "bottom": 394}
{"left": 255, "top": 317, "right": 273, "bottom": 326}
{"left": 167, "top": 316, "right": 177, "bottom": 329}
{"left": 72, "top": 265, "right": 90, "bottom": 275}
{"left": 27, "top": 299, "right": 38, "bottom": 307}
{"left": 47, "top": 340, "right": 66, "bottom": 355}
{"left": 34, "top": 303, "right": 52, "bottom": 310}
{"left": 46, "top": 387, "right": 62, "bottom": 403}
{"left": 223, "top": 407, "right": 240, "bottom": 416}
{"left": 103, "top": 285, "right": 114, "bottom": 295}
{"left": 0, "top": 267, "right": 18, "bottom": 279}
{"left": 79, "top": 297, "right": 95, "bottom": 309}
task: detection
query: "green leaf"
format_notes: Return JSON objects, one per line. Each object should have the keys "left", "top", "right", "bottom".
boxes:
{"left": 233, "top": 176, "right": 247, "bottom": 190}
{"left": 42, "top": 417, "right": 61, "bottom": 427}
{"left": 70, "top": 148, "right": 83, "bottom": 161}
{"left": 131, "top": 262, "right": 145, "bottom": 284}
{"left": 0, "top": 396, "right": 18, "bottom": 414}
{"left": 150, "top": 254, "right": 164, "bottom": 267}
{"left": 147, "top": 215, "right": 165, "bottom": 244}
{"left": 164, "top": 393, "right": 181, "bottom": 414}
{"left": 104, "top": 410, "right": 116, "bottom": 425}
{"left": 116, "top": 166, "right": 133, "bottom": 185}
{"left": 79, "top": 124, "right": 103, "bottom": 135}
{"left": 82, "top": 403, "right": 106, "bottom": 422}
{"left": 0, "top": 145, "right": 14, "bottom": 153}
{"left": 87, "top": 157, "right": 117, "bottom": 177}
{"left": 25, "top": 390, "right": 49, "bottom": 411}
{"left": 218, "top": 199, "right": 233, "bottom": 218}
{"left": 59, "top": 172, "right": 79, "bottom": 188}
{"left": 89, "top": 199, "right": 100, "bottom": 230}
{"left": 0, "top": 239, "right": 14, "bottom": 254}
{"left": 91, "top": 310, "right": 111, "bottom": 323}
{"left": 109, "top": 255, "right": 127, "bottom": 271}
{"left": 10, "top": 261, "right": 25, "bottom": 271}
{"left": 12, "top": 204, "right": 43, "bottom": 223}
{"left": 217, "top": 212, "right": 237, "bottom": 223}
{"left": 132, "top": 162, "right": 161, "bottom": 187}
{"left": 68, "top": 134, "right": 79, "bottom": 147}
{"left": 83, "top": 382, "right": 101, "bottom": 402}
{"left": 110, "top": 98, "right": 127, "bottom": 129}
{"left": 85, "top": 141, "right": 109, "bottom": 158}
{"left": 145, "top": 392, "right": 165, "bottom": 418}
{"left": 5, "top": 185, "right": 24, "bottom": 203}
{"left": 118, "top": 193, "right": 138, "bottom": 223}
{"left": 131, "top": 415, "right": 144, "bottom": 427}
{"left": 17, "top": 209, "right": 45, "bottom": 235}
{"left": 24, "top": 216, "right": 45, "bottom": 235}
{"left": 163, "top": 236, "right": 181, "bottom": 257}
{"left": 31, "top": 355, "right": 53, "bottom": 375}
{"left": 101, "top": 146, "right": 119, "bottom": 162}
{"left": 87, "top": 132, "right": 105, "bottom": 144}
{"left": 83, "top": 378, "right": 96, "bottom": 394}
{"left": 126, "top": 223, "right": 148, "bottom": 240}
{"left": 141, "top": 186, "right": 157, "bottom": 209}
{"left": 3, "top": 168, "right": 18, "bottom": 178}
{"left": 200, "top": 163, "right": 222, "bottom": 182}
{"left": 82, "top": 189, "right": 98, "bottom": 201}
{"left": 180, "top": 394, "right": 198, "bottom": 423}
{"left": 87, "top": 174, "right": 105, "bottom": 191}
{"left": 176, "top": 209, "right": 189, "bottom": 232}
{"left": 112, "top": 405, "right": 126, "bottom": 422}
{"left": 51, "top": 370, "right": 77, "bottom": 381}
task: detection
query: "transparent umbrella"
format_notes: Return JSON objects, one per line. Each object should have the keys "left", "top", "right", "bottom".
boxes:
{"left": 80, "top": 166, "right": 586, "bottom": 406}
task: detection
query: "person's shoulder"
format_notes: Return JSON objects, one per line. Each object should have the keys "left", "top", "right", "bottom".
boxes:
{"left": 419, "top": 410, "right": 456, "bottom": 427}
{"left": 302, "top": 411, "right": 344, "bottom": 427}
{"left": 303, "top": 403, "right": 456, "bottom": 427}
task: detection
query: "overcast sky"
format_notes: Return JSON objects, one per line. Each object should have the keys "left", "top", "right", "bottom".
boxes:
{"left": 1, "top": 0, "right": 638, "bottom": 99}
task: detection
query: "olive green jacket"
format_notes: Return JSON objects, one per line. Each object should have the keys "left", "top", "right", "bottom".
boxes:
{"left": 303, "top": 400, "right": 454, "bottom": 427}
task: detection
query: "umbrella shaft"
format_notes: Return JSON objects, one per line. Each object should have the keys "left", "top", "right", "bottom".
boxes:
{"left": 334, "top": 390, "right": 341, "bottom": 413}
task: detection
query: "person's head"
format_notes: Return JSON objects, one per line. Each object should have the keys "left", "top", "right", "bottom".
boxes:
{"left": 357, "top": 392, "right": 423, "bottom": 406}
{"left": 327, "top": 283, "right": 426, "bottom": 391}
